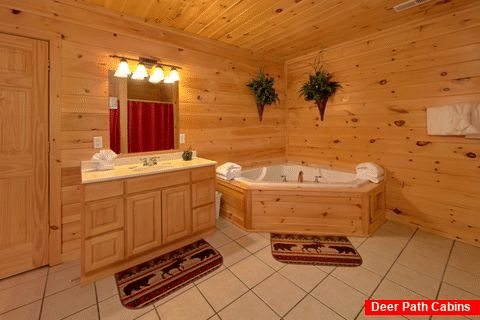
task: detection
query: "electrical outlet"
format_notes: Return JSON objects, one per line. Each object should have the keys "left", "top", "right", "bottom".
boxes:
{"left": 179, "top": 133, "right": 186, "bottom": 144}
{"left": 93, "top": 136, "right": 103, "bottom": 149}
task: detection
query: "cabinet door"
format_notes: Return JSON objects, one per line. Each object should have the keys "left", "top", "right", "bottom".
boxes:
{"left": 85, "top": 197, "right": 124, "bottom": 238}
{"left": 192, "top": 204, "right": 215, "bottom": 233}
{"left": 192, "top": 179, "right": 215, "bottom": 208}
{"left": 84, "top": 230, "right": 124, "bottom": 273}
{"left": 126, "top": 191, "right": 162, "bottom": 256}
{"left": 162, "top": 185, "right": 192, "bottom": 244}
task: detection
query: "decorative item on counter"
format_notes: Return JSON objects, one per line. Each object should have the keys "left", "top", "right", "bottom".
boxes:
{"left": 182, "top": 147, "right": 193, "bottom": 161}
{"left": 246, "top": 69, "right": 279, "bottom": 121}
{"left": 92, "top": 149, "right": 117, "bottom": 171}
{"left": 299, "top": 58, "right": 342, "bottom": 121}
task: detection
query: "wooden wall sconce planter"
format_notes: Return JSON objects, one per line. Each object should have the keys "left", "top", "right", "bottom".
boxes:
{"left": 246, "top": 70, "right": 279, "bottom": 121}
{"left": 299, "top": 64, "right": 341, "bottom": 121}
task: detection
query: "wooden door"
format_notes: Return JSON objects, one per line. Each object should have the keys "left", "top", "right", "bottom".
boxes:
{"left": 0, "top": 33, "right": 49, "bottom": 278}
{"left": 126, "top": 191, "right": 162, "bottom": 256}
{"left": 162, "top": 184, "right": 192, "bottom": 244}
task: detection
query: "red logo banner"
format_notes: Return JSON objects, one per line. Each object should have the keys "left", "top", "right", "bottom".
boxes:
{"left": 365, "top": 300, "right": 480, "bottom": 316}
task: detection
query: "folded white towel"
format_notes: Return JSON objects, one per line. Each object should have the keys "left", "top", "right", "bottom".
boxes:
{"left": 216, "top": 170, "right": 240, "bottom": 181}
{"left": 216, "top": 162, "right": 242, "bottom": 176}
{"left": 427, "top": 102, "right": 480, "bottom": 136}
{"left": 355, "top": 162, "right": 384, "bottom": 178}
{"left": 357, "top": 173, "right": 384, "bottom": 183}
{"left": 92, "top": 149, "right": 117, "bottom": 171}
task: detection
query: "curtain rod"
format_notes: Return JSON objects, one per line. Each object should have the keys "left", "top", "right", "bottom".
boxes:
{"left": 128, "top": 98, "right": 175, "bottom": 104}
{"left": 110, "top": 55, "right": 182, "bottom": 69}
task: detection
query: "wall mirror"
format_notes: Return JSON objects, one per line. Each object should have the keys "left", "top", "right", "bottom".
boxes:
{"left": 108, "top": 70, "right": 179, "bottom": 154}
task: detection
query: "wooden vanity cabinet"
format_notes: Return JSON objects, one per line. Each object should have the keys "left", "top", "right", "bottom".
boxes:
{"left": 81, "top": 165, "right": 215, "bottom": 282}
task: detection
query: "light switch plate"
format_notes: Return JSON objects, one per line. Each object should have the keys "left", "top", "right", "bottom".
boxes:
{"left": 179, "top": 133, "right": 186, "bottom": 144}
{"left": 93, "top": 136, "right": 103, "bottom": 149}
{"left": 109, "top": 97, "right": 118, "bottom": 109}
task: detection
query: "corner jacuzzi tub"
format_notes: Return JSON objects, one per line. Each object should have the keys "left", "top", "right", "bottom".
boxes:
{"left": 216, "top": 164, "right": 386, "bottom": 237}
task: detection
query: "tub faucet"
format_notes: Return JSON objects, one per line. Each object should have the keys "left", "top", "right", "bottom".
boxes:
{"left": 281, "top": 175, "right": 287, "bottom": 182}
{"left": 314, "top": 175, "right": 321, "bottom": 183}
{"left": 298, "top": 171, "right": 304, "bottom": 183}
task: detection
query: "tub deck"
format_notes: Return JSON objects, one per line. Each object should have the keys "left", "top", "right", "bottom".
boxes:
{"left": 216, "top": 178, "right": 386, "bottom": 236}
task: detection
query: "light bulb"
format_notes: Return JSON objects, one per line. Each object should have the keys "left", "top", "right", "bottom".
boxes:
{"left": 114, "top": 58, "right": 131, "bottom": 78}
{"left": 169, "top": 68, "right": 180, "bottom": 82}
{"left": 149, "top": 65, "right": 165, "bottom": 83}
{"left": 131, "top": 63, "right": 148, "bottom": 80}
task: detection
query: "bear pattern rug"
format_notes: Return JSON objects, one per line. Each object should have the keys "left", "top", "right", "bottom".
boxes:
{"left": 270, "top": 234, "right": 362, "bottom": 267}
{"left": 115, "top": 239, "right": 223, "bottom": 309}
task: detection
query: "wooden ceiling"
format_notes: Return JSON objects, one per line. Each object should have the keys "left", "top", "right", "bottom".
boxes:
{"left": 80, "top": 0, "right": 470, "bottom": 60}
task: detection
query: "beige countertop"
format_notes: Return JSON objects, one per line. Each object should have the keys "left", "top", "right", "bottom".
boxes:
{"left": 81, "top": 157, "right": 216, "bottom": 184}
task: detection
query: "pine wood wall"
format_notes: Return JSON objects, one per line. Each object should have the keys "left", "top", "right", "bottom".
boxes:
{"left": 286, "top": 3, "right": 480, "bottom": 245}
{"left": 0, "top": 1, "right": 285, "bottom": 261}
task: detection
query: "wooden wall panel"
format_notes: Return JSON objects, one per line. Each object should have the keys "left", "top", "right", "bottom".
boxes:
{"left": 0, "top": 2, "right": 285, "bottom": 261}
{"left": 285, "top": 4, "right": 480, "bottom": 246}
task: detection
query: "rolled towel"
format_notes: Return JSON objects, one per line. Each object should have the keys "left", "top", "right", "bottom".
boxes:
{"left": 216, "top": 170, "right": 241, "bottom": 181}
{"left": 216, "top": 162, "right": 242, "bottom": 176}
{"left": 355, "top": 162, "right": 384, "bottom": 178}
{"left": 92, "top": 149, "right": 117, "bottom": 171}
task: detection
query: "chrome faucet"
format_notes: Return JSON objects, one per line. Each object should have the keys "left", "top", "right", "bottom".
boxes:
{"left": 140, "top": 157, "right": 148, "bottom": 166}
{"left": 281, "top": 175, "right": 287, "bottom": 182}
{"left": 149, "top": 157, "right": 157, "bottom": 166}
{"left": 298, "top": 171, "right": 304, "bottom": 183}
{"left": 314, "top": 175, "right": 321, "bottom": 183}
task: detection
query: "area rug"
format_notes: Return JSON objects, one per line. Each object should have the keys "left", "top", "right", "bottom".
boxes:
{"left": 271, "top": 234, "right": 362, "bottom": 267}
{"left": 115, "top": 239, "right": 223, "bottom": 309}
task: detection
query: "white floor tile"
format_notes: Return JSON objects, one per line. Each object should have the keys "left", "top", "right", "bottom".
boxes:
{"left": 216, "top": 241, "right": 250, "bottom": 267}
{"left": 315, "top": 265, "right": 337, "bottom": 274}
{"left": 360, "top": 237, "right": 404, "bottom": 261}
{"left": 45, "top": 262, "right": 81, "bottom": 296}
{"left": 197, "top": 269, "right": 248, "bottom": 311}
{"left": 386, "top": 263, "right": 441, "bottom": 299}
{"left": 284, "top": 295, "right": 343, "bottom": 320}
{"left": 413, "top": 229, "right": 453, "bottom": 249}
{"left": 348, "top": 236, "right": 367, "bottom": 248}
{"left": 41, "top": 284, "right": 96, "bottom": 320}
{"left": 0, "top": 275, "right": 46, "bottom": 314}
{"left": 216, "top": 217, "right": 232, "bottom": 230}
{"left": 135, "top": 310, "right": 160, "bottom": 320}
{"left": 221, "top": 225, "right": 249, "bottom": 240}
{"left": 331, "top": 266, "right": 382, "bottom": 296}
{"left": 396, "top": 249, "right": 446, "bottom": 280}
{"left": 443, "top": 266, "right": 480, "bottom": 296}
{"left": 310, "top": 275, "right": 367, "bottom": 319}
{"left": 218, "top": 292, "right": 279, "bottom": 320}
{"left": 236, "top": 233, "right": 270, "bottom": 253}
{"left": 373, "top": 279, "right": 426, "bottom": 300}
{"left": 449, "top": 241, "right": 480, "bottom": 276}
{"left": 356, "top": 246, "right": 396, "bottom": 276}
{"left": 254, "top": 246, "right": 285, "bottom": 271}
{"left": 253, "top": 273, "right": 306, "bottom": 317}
{"left": 95, "top": 275, "right": 119, "bottom": 302}
{"left": 98, "top": 294, "right": 153, "bottom": 320}
{"left": 402, "top": 238, "right": 451, "bottom": 264}
{"left": 0, "top": 267, "right": 48, "bottom": 291}
{"left": 156, "top": 287, "right": 215, "bottom": 320}
{"left": 437, "top": 282, "right": 479, "bottom": 300}
{"left": 0, "top": 300, "right": 41, "bottom": 320}
{"left": 208, "top": 315, "right": 221, "bottom": 320}
{"left": 193, "top": 265, "right": 226, "bottom": 285}
{"left": 204, "top": 230, "right": 233, "bottom": 249}
{"left": 154, "top": 283, "right": 195, "bottom": 307}
{"left": 278, "top": 264, "right": 328, "bottom": 292}
{"left": 228, "top": 255, "right": 275, "bottom": 288}
{"left": 63, "top": 306, "right": 99, "bottom": 320}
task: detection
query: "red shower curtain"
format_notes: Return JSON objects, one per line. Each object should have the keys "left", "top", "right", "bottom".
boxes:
{"left": 127, "top": 100, "right": 174, "bottom": 153}
{"left": 109, "top": 103, "right": 121, "bottom": 154}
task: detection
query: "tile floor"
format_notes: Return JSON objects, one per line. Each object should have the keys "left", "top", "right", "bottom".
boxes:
{"left": 1, "top": 218, "right": 479, "bottom": 320}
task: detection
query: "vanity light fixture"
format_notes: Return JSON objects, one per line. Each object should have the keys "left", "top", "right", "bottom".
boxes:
{"left": 114, "top": 58, "right": 131, "bottom": 78}
{"left": 111, "top": 55, "right": 181, "bottom": 83}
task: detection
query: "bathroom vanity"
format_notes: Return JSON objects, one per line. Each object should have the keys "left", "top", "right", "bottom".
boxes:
{"left": 80, "top": 154, "right": 216, "bottom": 283}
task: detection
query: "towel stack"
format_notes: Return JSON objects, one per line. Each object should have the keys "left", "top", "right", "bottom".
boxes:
{"left": 427, "top": 102, "right": 480, "bottom": 137}
{"left": 355, "top": 162, "right": 384, "bottom": 183}
{"left": 92, "top": 149, "right": 117, "bottom": 171}
{"left": 216, "top": 162, "right": 241, "bottom": 180}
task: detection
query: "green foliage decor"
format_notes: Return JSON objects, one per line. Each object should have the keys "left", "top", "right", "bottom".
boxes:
{"left": 299, "top": 62, "right": 341, "bottom": 121}
{"left": 246, "top": 70, "right": 279, "bottom": 121}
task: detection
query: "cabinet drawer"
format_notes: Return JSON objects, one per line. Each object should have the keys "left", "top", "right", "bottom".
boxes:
{"left": 84, "top": 230, "right": 124, "bottom": 273}
{"left": 192, "top": 179, "right": 215, "bottom": 207}
{"left": 127, "top": 170, "right": 189, "bottom": 194}
{"left": 85, "top": 197, "right": 124, "bottom": 238}
{"left": 191, "top": 166, "right": 215, "bottom": 182}
{"left": 192, "top": 204, "right": 215, "bottom": 233}
{"left": 84, "top": 180, "right": 123, "bottom": 202}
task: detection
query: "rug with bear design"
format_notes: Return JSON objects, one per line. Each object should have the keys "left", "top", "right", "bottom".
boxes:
{"left": 271, "top": 234, "right": 362, "bottom": 267}
{"left": 115, "top": 239, "right": 223, "bottom": 309}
